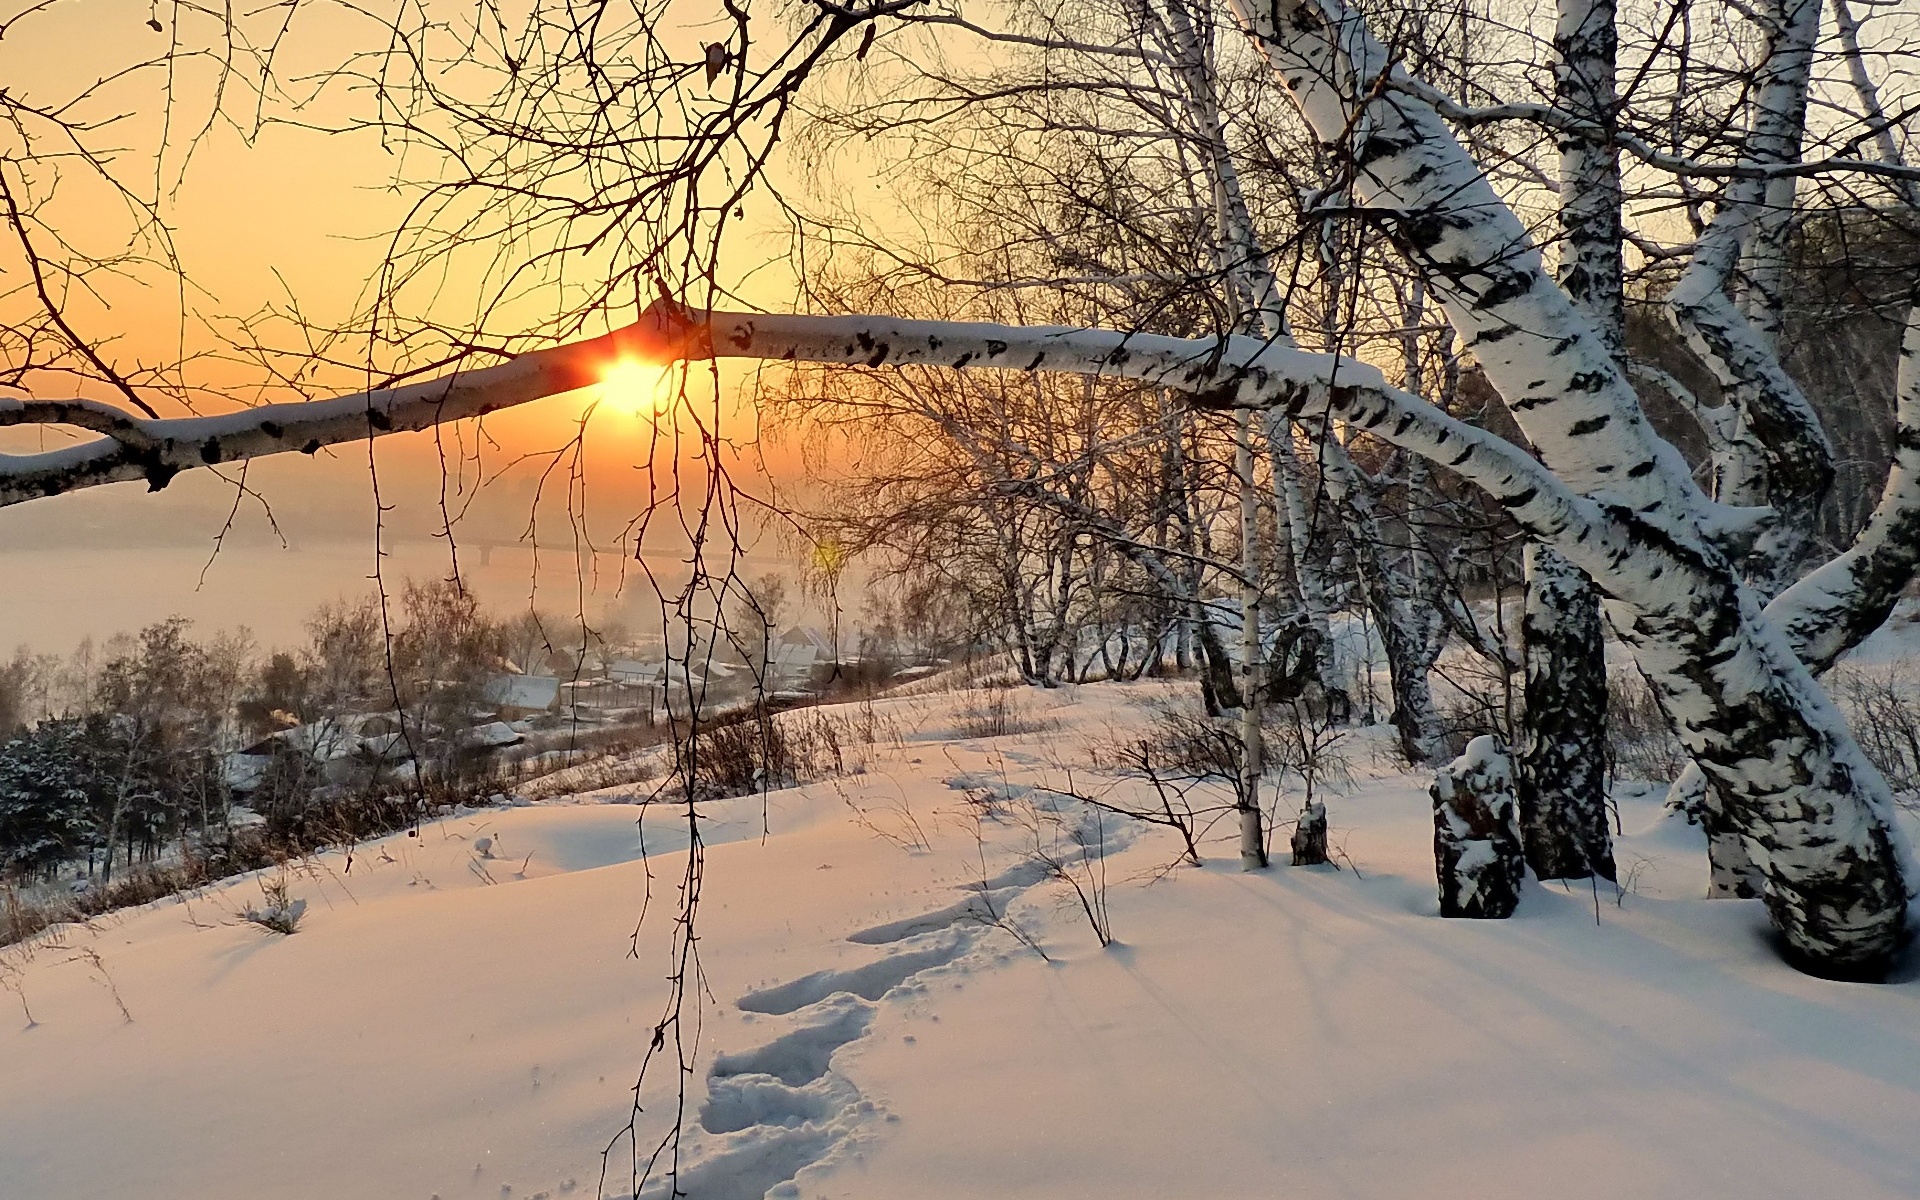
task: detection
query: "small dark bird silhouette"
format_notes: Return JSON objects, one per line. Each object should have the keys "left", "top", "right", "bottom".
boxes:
{"left": 703, "top": 42, "right": 728, "bottom": 84}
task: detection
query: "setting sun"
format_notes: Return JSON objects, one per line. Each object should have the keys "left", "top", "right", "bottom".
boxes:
{"left": 597, "top": 358, "right": 672, "bottom": 417}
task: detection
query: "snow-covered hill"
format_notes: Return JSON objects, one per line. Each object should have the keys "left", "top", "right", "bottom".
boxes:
{"left": 4, "top": 683, "right": 1919, "bottom": 1200}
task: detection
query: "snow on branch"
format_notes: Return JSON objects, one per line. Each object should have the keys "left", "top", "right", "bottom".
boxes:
{"left": 1768, "top": 304, "right": 1920, "bottom": 673}
{"left": 0, "top": 329, "right": 634, "bottom": 508}
{"left": 1225, "top": 0, "right": 1718, "bottom": 537}
{"left": 1665, "top": 196, "right": 1834, "bottom": 592}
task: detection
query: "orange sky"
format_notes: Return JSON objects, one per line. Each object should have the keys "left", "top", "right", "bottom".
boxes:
{"left": 0, "top": 0, "right": 832, "bottom": 561}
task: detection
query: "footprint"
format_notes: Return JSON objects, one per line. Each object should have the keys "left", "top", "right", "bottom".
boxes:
{"left": 846, "top": 863, "right": 1048, "bottom": 945}
{"left": 737, "top": 935, "right": 966, "bottom": 1013}
{"left": 710, "top": 997, "right": 872, "bottom": 1088}
{"left": 701, "top": 1070, "right": 853, "bottom": 1135}
{"left": 662, "top": 843, "right": 1058, "bottom": 1198}
{"left": 637, "top": 1125, "right": 836, "bottom": 1200}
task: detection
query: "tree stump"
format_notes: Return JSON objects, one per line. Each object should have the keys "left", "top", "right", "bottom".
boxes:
{"left": 1432, "top": 736, "right": 1526, "bottom": 919}
{"left": 1290, "top": 800, "right": 1329, "bottom": 866}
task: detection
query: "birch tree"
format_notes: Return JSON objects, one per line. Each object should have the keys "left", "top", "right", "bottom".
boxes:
{"left": 6, "top": 0, "right": 1920, "bottom": 985}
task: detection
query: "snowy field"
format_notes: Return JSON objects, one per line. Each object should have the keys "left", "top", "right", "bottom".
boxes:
{"left": 4, "top": 683, "right": 1920, "bottom": 1200}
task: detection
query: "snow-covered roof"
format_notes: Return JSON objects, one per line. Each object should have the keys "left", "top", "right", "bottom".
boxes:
{"left": 460, "top": 721, "right": 524, "bottom": 749}
{"left": 778, "top": 625, "right": 834, "bottom": 652}
{"left": 483, "top": 674, "right": 561, "bottom": 711}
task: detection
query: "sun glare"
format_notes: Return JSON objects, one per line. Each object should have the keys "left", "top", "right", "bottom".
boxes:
{"left": 598, "top": 358, "right": 671, "bottom": 417}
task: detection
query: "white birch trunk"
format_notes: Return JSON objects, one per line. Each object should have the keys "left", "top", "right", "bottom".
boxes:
{"left": 1221, "top": 0, "right": 1909, "bottom": 974}
{"left": 1665, "top": 0, "right": 1831, "bottom": 596}
{"left": 1832, "top": 0, "right": 1920, "bottom": 209}
{"left": 1236, "top": 407, "right": 1269, "bottom": 869}
{"left": 10, "top": 293, "right": 1916, "bottom": 973}
{"left": 1265, "top": 412, "right": 1347, "bottom": 716}
{"left": 1517, "top": 0, "right": 1618, "bottom": 884}
{"left": 1738, "top": 0, "right": 1823, "bottom": 348}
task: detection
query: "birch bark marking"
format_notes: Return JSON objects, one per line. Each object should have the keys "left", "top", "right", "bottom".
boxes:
{"left": 1518, "top": 0, "right": 1618, "bottom": 884}
{"left": 1226, "top": 0, "right": 1712, "bottom": 528}
{"left": 10, "top": 294, "right": 1915, "bottom": 973}
{"left": 1519, "top": 543, "right": 1616, "bottom": 880}
{"left": 1221, "top": 0, "right": 1911, "bottom": 973}
{"left": 1739, "top": 0, "right": 1823, "bottom": 348}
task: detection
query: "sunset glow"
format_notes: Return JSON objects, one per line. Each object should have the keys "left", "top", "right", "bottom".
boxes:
{"left": 597, "top": 358, "right": 673, "bottom": 417}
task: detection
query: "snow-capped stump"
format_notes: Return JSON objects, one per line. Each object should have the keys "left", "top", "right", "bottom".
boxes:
{"left": 1290, "top": 800, "right": 1329, "bottom": 867}
{"left": 1432, "top": 737, "right": 1525, "bottom": 919}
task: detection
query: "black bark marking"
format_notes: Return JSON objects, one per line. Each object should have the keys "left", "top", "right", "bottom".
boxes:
{"left": 1568, "top": 415, "right": 1611, "bottom": 437}
{"left": 261, "top": 421, "right": 283, "bottom": 440}
{"left": 199, "top": 439, "right": 223, "bottom": 464}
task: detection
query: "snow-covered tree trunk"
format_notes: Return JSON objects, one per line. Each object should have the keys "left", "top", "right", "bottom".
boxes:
{"left": 1665, "top": 0, "right": 1831, "bottom": 596}
{"left": 1737, "top": 0, "right": 1822, "bottom": 348}
{"left": 1433, "top": 736, "right": 1526, "bottom": 918}
{"left": 1235, "top": 406, "right": 1269, "bottom": 869}
{"left": 1665, "top": 764, "right": 1763, "bottom": 898}
{"left": 14, "top": 281, "right": 1917, "bottom": 972}
{"left": 1518, "top": 544, "right": 1616, "bottom": 880}
{"left": 1517, "top": 0, "right": 1618, "bottom": 884}
{"left": 1676, "top": 302, "right": 1920, "bottom": 897}
{"left": 1266, "top": 416, "right": 1348, "bottom": 717}
{"left": 1222, "top": 0, "right": 1909, "bottom": 974}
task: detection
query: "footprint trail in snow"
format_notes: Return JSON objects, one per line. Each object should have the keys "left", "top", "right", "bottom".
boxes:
{"left": 632, "top": 869, "right": 1044, "bottom": 1198}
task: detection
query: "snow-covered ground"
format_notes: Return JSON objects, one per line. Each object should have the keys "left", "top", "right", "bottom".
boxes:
{"left": 5, "top": 683, "right": 1920, "bottom": 1200}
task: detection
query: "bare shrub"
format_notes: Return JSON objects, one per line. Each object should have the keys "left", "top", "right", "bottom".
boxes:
{"left": 840, "top": 779, "right": 933, "bottom": 852}
{"left": 1606, "top": 670, "right": 1688, "bottom": 784}
{"left": 1831, "top": 665, "right": 1920, "bottom": 799}
{"left": 955, "top": 688, "right": 1051, "bottom": 739}
{"left": 685, "top": 715, "right": 793, "bottom": 799}
{"left": 1082, "top": 707, "right": 1241, "bottom": 872}
{"left": 242, "top": 873, "right": 306, "bottom": 935}
{"left": 1008, "top": 788, "right": 1112, "bottom": 948}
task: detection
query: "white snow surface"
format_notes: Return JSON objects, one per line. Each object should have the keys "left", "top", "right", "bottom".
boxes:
{"left": 5, "top": 683, "right": 1920, "bottom": 1200}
